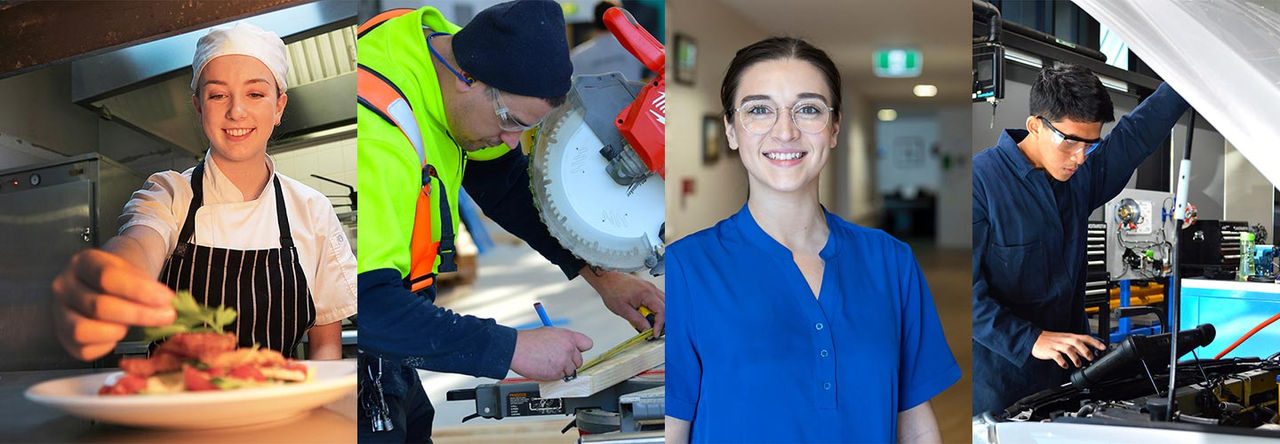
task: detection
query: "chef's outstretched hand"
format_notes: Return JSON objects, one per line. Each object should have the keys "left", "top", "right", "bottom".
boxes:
{"left": 579, "top": 266, "right": 665, "bottom": 337}
{"left": 52, "top": 249, "right": 176, "bottom": 360}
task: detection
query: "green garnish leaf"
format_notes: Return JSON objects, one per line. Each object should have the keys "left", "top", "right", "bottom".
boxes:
{"left": 143, "top": 291, "right": 238, "bottom": 342}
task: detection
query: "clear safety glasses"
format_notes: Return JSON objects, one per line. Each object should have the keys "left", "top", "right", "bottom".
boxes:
{"left": 489, "top": 86, "right": 538, "bottom": 133}
{"left": 734, "top": 99, "right": 835, "bottom": 135}
{"left": 1038, "top": 116, "right": 1101, "bottom": 156}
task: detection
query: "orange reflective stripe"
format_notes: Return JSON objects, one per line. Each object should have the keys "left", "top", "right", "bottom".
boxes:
{"left": 357, "top": 8, "right": 415, "bottom": 37}
{"left": 409, "top": 185, "right": 439, "bottom": 292}
{"left": 357, "top": 67, "right": 425, "bottom": 159}
{"left": 355, "top": 68, "right": 401, "bottom": 116}
{"left": 357, "top": 36, "right": 459, "bottom": 291}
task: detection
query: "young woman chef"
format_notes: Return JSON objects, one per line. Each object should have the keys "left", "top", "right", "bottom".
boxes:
{"left": 51, "top": 23, "right": 356, "bottom": 361}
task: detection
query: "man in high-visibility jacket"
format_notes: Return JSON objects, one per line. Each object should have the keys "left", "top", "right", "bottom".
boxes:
{"left": 356, "top": 1, "right": 665, "bottom": 441}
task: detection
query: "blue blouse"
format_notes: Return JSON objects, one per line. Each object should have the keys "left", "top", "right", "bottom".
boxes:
{"left": 666, "top": 205, "right": 960, "bottom": 443}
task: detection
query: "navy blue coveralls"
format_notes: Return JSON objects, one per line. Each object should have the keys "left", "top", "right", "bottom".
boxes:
{"left": 971, "top": 83, "right": 1188, "bottom": 414}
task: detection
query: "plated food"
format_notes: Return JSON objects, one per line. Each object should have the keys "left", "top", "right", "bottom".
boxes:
{"left": 99, "top": 332, "right": 310, "bottom": 395}
{"left": 98, "top": 292, "right": 310, "bottom": 395}
{"left": 26, "top": 359, "right": 356, "bottom": 429}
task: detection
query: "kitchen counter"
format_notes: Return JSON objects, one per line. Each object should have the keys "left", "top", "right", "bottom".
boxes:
{"left": 0, "top": 366, "right": 356, "bottom": 442}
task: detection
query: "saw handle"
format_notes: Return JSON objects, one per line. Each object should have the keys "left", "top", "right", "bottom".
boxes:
{"left": 604, "top": 7, "right": 664, "bottom": 72}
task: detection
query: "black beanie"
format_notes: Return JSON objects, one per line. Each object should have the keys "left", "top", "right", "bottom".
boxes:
{"left": 453, "top": 0, "right": 572, "bottom": 98}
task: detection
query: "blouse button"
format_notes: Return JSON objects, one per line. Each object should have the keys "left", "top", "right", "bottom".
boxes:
{"left": 823, "top": 382, "right": 832, "bottom": 390}
{"left": 815, "top": 322, "right": 824, "bottom": 331}
{"left": 820, "top": 349, "right": 829, "bottom": 358}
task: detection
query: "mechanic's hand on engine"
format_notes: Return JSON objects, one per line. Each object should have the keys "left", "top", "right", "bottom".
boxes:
{"left": 510, "top": 326, "right": 593, "bottom": 381}
{"left": 52, "top": 249, "right": 176, "bottom": 361}
{"left": 1031, "top": 331, "right": 1105, "bottom": 369}
{"left": 579, "top": 266, "right": 665, "bottom": 337}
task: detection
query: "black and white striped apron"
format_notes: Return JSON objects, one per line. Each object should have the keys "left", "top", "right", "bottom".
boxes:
{"left": 158, "top": 161, "right": 317, "bottom": 357}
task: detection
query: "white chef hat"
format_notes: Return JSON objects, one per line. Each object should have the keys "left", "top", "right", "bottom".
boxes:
{"left": 190, "top": 22, "right": 289, "bottom": 93}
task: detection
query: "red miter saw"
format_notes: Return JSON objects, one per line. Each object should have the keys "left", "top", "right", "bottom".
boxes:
{"left": 530, "top": 7, "right": 666, "bottom": 275}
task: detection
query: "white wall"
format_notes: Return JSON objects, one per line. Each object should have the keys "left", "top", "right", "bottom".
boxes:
{"left": 272, "top": 137, "right": 359, "bottom": 199}
{"left": 1223, "top": 140, "right": 1275, "bottom": 231}
{"left": 936, "top": 105, "right": 972, "bottom": 248}
{"left": 664, "top": 0, "right": 761, "bottom": 240}
{"left": 837, "top": 93, "right": 876, "bottom": 227}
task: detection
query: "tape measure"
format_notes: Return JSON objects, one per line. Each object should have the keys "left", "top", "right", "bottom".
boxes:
{"left": 576, "top": 328, "right": 654, "bottom": 374}
{"left": 575, "top": 306, "right": 658, "bottom": 375}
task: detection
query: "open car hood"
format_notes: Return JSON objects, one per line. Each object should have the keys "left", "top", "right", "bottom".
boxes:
{"left": 1073, "top": 0, "right": 1280, "bottom": 190}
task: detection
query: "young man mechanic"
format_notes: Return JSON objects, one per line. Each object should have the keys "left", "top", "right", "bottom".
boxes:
{"left": 972, "top": 64, "right": 1188, "bottom": 414}
{"left": 355, "top": 1, "right": 664, "bottom": 440}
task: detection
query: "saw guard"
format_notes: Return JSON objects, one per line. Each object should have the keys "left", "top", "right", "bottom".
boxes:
{"left": 529, "top": 87, "right": 665, "bottom": 273}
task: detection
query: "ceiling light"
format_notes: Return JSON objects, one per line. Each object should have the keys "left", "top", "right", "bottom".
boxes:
{"left": 877, "top": 109, "right": 898, "bottom": 121}
{"left": 913, "top": 84, "right": 938, "bottom": 97}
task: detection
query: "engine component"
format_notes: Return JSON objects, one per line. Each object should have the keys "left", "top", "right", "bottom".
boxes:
{"left": 1071, "top": 324, "right": 1216, "bottom": 388}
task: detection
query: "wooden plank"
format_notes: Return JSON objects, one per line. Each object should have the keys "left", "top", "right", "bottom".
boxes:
{"left": 537, "top": 338, "right": 664, "bottom": 398}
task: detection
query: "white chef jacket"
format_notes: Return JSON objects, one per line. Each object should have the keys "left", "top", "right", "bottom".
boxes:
{"left": 118, "top": 151, "right": 357, "bottom": 325}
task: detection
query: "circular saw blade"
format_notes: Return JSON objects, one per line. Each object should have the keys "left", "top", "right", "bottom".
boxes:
{"left": 530, "top": 103, "right": 664, "bottom": 273}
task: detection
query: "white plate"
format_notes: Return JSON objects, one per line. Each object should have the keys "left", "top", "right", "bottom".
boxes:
{"left": 23, "top": 360, "right": 356, "bottom": 429}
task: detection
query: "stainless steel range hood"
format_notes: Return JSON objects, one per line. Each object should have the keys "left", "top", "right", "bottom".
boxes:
{"left": 69, "top": 0, "right": 356, "bottom": 155}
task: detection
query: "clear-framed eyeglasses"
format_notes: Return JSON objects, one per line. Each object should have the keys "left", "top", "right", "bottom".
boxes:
{"left": 1038, "top": 116, "right": 1101, "bottom": 156}
{"left": 734, "top": 99, "right": 835, "bottom": 135}
{"left": 489, "top": 86, "right": 537, "bottom": 132}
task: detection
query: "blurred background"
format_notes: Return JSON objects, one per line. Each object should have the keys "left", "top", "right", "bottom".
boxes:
{"left": 665, "top": 0, "right": 972, "bottom": 442}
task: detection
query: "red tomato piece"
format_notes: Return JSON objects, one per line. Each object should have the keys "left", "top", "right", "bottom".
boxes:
{"left": 229, "top": 364, "right": 265, "bottom": 382}
{"left": 183, "top": 366, "right": 219, "bottom": 391}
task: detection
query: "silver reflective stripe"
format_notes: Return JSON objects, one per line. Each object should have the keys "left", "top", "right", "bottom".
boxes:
{"left": 387, "top": 98, "right": 425, "bottom": 165}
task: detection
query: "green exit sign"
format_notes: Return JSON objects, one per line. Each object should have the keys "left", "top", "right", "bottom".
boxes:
{"left": 873, "top": 48, "right": 922, "bottom": 78}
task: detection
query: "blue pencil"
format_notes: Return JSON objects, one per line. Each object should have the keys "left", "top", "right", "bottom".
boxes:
{"left": 534, "top": 302, "right": 553, "bottom": 327}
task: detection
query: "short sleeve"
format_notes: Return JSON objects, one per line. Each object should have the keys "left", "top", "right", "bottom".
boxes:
{"left": 664, "top": 244, "right": 701, "bottom": 421}
{"left": 309, "top": 199, "right": 358, "bottom": 325}
{"left": 117, "top": 170, "right": 190, "bottom": 252}
{"left": 896, "top": 244, "right": 962, "bottom": 411}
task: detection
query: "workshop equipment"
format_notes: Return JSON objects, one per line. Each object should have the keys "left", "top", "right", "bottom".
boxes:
{"left": 540, "top": 336, "right": 664, "bottom": 399}
{"left": 1238, "top": 232, "right": 1256, "bottom": 281}
{"left": 446, "top": 371, "right": 664, "bottom": 435}
{"left": 1251, "top": 245, "right": 1276, "bottom": 280}
{"left": 574, "top": 305, "right": 656, "bottom": 376}
{"left": 530, "top": 6, "right": 665, "bottom": 275}
{"left": 1104, "top": 189, "right": 1178, "bottom": 281}
{"left": 1070, "top": 324, "right": 1215, "bottom": 388}
{"left": 451, "top": 7, "right": 668, "bottom": 439}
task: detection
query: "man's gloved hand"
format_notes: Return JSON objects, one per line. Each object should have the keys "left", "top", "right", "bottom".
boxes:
{"left": 579, "top": 266, "right": 665, "bottom": 336}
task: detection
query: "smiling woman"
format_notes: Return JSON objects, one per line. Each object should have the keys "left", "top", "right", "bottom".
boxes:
{"left": 663, "top": 37, "right": 961, "bottom": 444}
{"left": 49, "top": 22, "right": 357, "bottom": 363}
